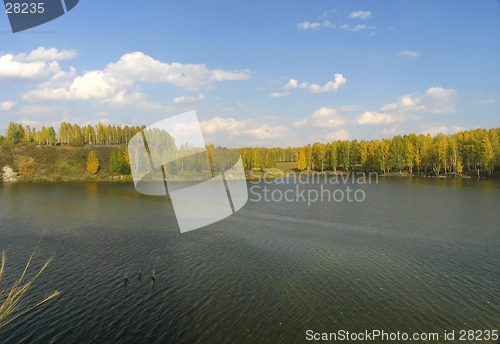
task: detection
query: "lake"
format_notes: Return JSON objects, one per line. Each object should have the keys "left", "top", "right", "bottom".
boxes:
{"left": 0, "top": 177, "right": 499, "bottom": 343}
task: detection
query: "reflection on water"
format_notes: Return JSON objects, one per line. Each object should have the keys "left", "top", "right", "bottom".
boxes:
{"left": 0, "top": 178, "right": 499, "bottom": 343}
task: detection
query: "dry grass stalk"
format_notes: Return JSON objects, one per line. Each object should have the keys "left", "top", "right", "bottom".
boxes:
{"left": 0, "top": 250, "right": 60, "bottom": 329}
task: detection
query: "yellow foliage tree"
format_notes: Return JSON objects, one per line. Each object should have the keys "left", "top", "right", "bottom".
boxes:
{"left": 86, "top": 151, "right": 99, "bottom": 174}
{"left": 18, "top": 159, "right": 35, "bottom": 175}
{"left": 295, "top": 149, "right": 307, "bottom": 171}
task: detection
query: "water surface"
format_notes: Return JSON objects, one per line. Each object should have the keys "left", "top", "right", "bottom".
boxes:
{"left": 0, "top": 177, "right": 499, "bottom": 343}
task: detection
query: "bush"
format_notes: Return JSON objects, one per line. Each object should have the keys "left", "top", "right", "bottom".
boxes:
{"left": 18, "top": 159, "right": 35, "bottom": 175}
{"left": 109, "top": 149, "right": 131, "bottom": 174}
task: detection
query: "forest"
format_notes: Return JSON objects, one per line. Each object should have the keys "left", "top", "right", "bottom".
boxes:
{"left": 2, "top": 121, "right": 500, "bottom": 177}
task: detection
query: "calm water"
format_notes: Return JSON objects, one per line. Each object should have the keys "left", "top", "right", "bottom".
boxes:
{"left": 0, "top": 177, "right": 499, "bottom": 343}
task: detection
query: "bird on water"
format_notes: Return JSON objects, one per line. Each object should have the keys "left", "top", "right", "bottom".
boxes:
{"left": 152, "top": 270, "right": 156, "bottom": 282}
{"left": 123, "top": 270, "right": 129, "bottom": 283}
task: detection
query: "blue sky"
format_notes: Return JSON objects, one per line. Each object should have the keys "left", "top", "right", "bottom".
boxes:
{"left": 0, "top": 0, "right": 499, "bottom": 147}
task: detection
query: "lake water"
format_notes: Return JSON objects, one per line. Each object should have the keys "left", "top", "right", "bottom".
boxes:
{"left": 0, "top": 177, "right": 499, "bottom": 343}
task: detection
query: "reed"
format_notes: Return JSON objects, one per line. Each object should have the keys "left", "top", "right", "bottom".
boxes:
{"left": 0, "top": 250, "right": 60, "bottom": 329}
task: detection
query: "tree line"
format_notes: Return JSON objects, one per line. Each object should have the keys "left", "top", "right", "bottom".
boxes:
{"left": 2, "top": 122, "right": 144, "bottom": 146}
{"left": 3, "top": 121, "right": 499, "bottom": 176}
{"left": 291, "top": 128, "right": 500, "bottom": 176}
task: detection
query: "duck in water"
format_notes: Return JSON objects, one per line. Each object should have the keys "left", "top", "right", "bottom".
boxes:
{"left": 123, "top": 270, "right": 129, "bottom": 283}
{"left": 138, "top": 268, "right": 142, "bottom": 280}
{"left": 152, "top": 270, "right": 156, "bottom": 282}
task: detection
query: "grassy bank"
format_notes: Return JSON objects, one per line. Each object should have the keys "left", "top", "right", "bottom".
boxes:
{"left": 0, "top": 143, "right": 130, "bottom": 182}
{"left": 0, "top": 143, "right": 286, "bottom": 182}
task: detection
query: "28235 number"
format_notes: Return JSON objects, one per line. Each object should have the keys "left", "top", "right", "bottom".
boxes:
{"left": 5, "top": 3, "right": 44, "bottom": 14}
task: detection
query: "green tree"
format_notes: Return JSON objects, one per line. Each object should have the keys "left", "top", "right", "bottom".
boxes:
{"left": 109, "top": 149, "right": 124, "bottom": 173}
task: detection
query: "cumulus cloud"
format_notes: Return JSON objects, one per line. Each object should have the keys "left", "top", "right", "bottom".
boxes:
{"left": 323, "top": 21, "right": 334, "bottom": 28}
{"left": 199, "top": 116, "right": 293, "bottom": 147}
{"left": 173, "top": 93, "right": 205, "bottom": 104}
{"left": 0, "top": 100, "right": 17, "bottom": 111}
{"left": 20, "top": 51, "right": 251, "bottom": 112}
{"left": 13, "top": 47, "right": 77, "bottom": 62}
{"left": 420, "top": 125, "right": 466, "bottom": 137}
{"left": 270, "top": 91, "right": 289, "bottom": 98}
{"left": 200, "top": 117, "right": 247, "bottom": 137}
{"left": 284, "top": 79, "right": 299, "bottom": 89}
{"left": 283, "top": 74, "right": 346, "bottom": 93}
{"left": 0, "top": 53, "right": 62, "bottom": 82}
{"left": 245, "top": 124, "right": 289, "bottom": 140}
{"left": 398, "top": 50, "right": 420, "bottom": 57}
{"left": 100, "top": 91, "right": 172, "bottom": 112}
{"left": 293, "top": 107, "right": 346, "bottom": 128}
{"left": 297, "top": 21, "right": 320, "bottom": 30}
{"left": 355, "top": 87, "right": 457, "bottom": 125}
{"left": 349, "top": 10, "right": 372, "bottom": 19}
{"left": 355, "top": 111, "right": 407, "bottom": 125}
{"left": 309, "top": 74, "right": 346, "bottom": 92}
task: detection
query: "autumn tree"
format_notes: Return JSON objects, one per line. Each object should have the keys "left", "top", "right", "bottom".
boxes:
{"left": 86, "top": 151, "right": 99, "bottom": 174}
{"left": 295, "top": 148, "right": 307, "bottom": 171}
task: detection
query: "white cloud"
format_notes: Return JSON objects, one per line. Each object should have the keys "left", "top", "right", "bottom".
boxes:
{"left": 297, "top": 21, "right": 320, "bottom": 30}
{"left": 386, "top": 27, "right": 395, "bottom": 30}
{"left": 355, "top": 87, "right": 456, "bottom": 125}
{"left": 473, "top": 99, "right": 495, "bottom": 104}
{"left": 323, "top": 21, "right": 334, "bottom": 28}
{"left": 420, "top": 125, "right": 466, "bottom": 137}
{"left": 422, "top": 87, "right": 457, "bottom": 114}
{"left": 13, "top": 47, "right": 77, "bottom": 62}
{"left": 209, "top": 69, "right": 252, "bottom": 82}
{"left": 221, "top": 107, "right": 236, "bottom": 112}
{"left": 173, "top": 93, "right": 205, "bottom": 104}
{"left": 293, "top": 107, "right": 346, "bottom": 128}
{"left": 270, "top": 91, "right": 289, "bottom": 98}
{"left": 398, "top": 50, "right": 420, "bottom": 57}
{"left": 199, "top": 116, "right": 294, "bottom": 147}
{"left": 200, "top": 117, "right": 247, "bottom": 137}
{"left": 283, "top": 74, "right": 346, "bottom": 93}
{"left": 309, "top": 74, "right": 346, "bottom": 93}
{"left": 349, "top": 11, "right": 372, "bottom": 19}
{"left": 100, "top": 91, "right": 172, "bottom": 112}
{"left": 245, "top": 124, "right": 289, "bottom": 140}
{"left": 20, "top": 51, "right": 251, "bottom": 112}
{"left": 0, "top": 100, "right": 17, "bottom": 111}
{"left": 0, "top": 53, "right": 62, "bottom": 82}
{"left": 339, "top": 24, "right": 376, "bottom": 31}
{"left": 284, "top": 79, "right": 298, "bottom": 89}
{"left": 356, "top": 111, "right": 404, "bottom": 125}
